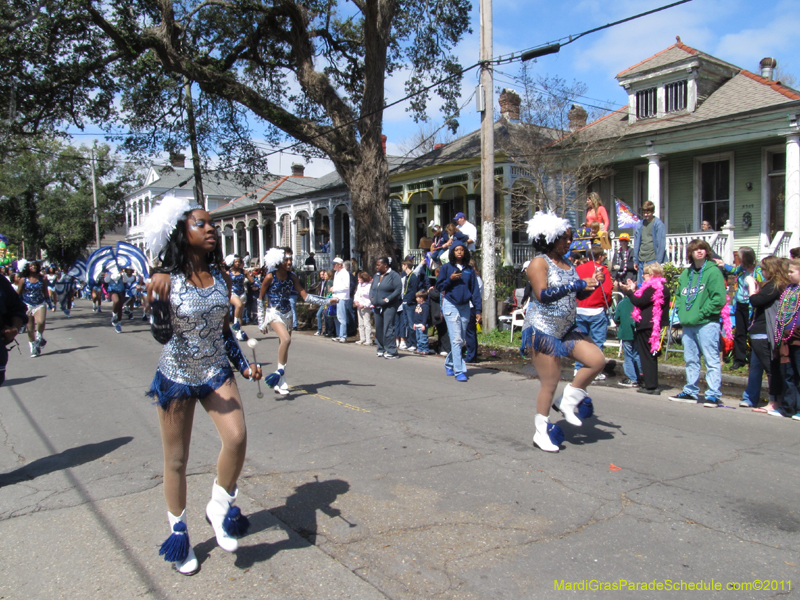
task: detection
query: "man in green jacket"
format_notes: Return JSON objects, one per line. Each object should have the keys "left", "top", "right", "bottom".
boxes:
{"left": 669, "top": 240, "right": 727, "bottom": 406}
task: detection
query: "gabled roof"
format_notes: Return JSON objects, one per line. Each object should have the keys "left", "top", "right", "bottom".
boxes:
{"left": 391, "top": 120, "right": 559, "bottom": 175}
{"left": 129, "top": 166, "right": 270, "bottom": 200}
{"left": 577, "top": 42, "right": 800, "bottom": 142}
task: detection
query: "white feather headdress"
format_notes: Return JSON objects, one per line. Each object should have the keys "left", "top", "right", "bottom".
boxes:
{"left": 264, "top": 248, "right": 287, "bottom": 271}
{"left": 526, "top": 211, "right": 572, "bottom": 245}
{"left": 224, "top": 254, "right": 235, "bottom": 267}
{"left": 142, "top": 195, "right": 199, "bottom": 258}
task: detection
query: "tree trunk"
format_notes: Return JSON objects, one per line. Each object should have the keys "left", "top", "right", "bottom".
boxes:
{"left": 339, "top": 140, "right": 394, "bottom": 271}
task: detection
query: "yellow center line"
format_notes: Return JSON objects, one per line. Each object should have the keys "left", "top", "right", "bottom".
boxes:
{"left": 288, "top": 387, "right": 371, "bottom": 413}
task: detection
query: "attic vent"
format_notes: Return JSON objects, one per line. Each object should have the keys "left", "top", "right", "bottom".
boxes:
{"left": 665, "top": 80, "right": 687, "bottom": 113}
{"left": 636, "top": 87, "right": 657, "bottom": 119}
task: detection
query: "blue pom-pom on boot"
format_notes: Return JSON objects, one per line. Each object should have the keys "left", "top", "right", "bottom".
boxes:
{"left": 264, "top": 369, "right": 284, "bottom": 388}
{"left": 206, "top": 481, "right": 249, "bottom": 552}
{"left": 578, "top": 397, "right": 594, "bottom": 419}
{"left": 159, "top": 511, "right": 198, "bottom": 575}
{"left": 222, "top": 505, "right": 251, "bottom": 538}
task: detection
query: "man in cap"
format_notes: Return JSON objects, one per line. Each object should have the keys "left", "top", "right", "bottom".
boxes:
{"left": 611, "top": 233, "right": 636, "bottom": 284}
{"left": 454, "top": 212, "right": 477, "bottom": 252}
{"left": 330, "top": 257, "right": 350, "bottom": 341}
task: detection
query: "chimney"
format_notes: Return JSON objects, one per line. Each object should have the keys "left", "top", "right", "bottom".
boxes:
{"left": 760, "top": 57, "right": 777, "bottom": 80}
{"left": 169, "top": 152, "right": 186, "bottom": 168}
{"left": 568, "top": 104, "right": 588, "bottom": 131}
{"left": 498, "top": 88, "right": 521, "bottom": 122}
{"left": 381, "top": 134, "right": 387, "bottom": 155}
{"left": 291, "top": 163, "right": 305, "bottom": 177}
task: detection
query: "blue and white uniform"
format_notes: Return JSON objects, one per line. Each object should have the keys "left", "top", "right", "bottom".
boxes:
{"left": 521, "top": 255, "right": 590, "bottom": 356}
{"left": 260, "top": 269, "right": 294, "bottom": 330}
{"left": 147, "top": 267, "right": 239, "bottom": 409}
{"left": 20, "top": 278, "right": 47, "bottom": 316}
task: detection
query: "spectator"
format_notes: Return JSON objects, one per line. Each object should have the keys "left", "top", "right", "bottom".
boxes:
{"left": 774, "top": 258, "right": 800, "bottom": 419}
{"left": 400, "top": 259, "right": 421, "bottom": 351}
{"left": 717, "top": 247, "right": 759, "bottom": 370}
{"left": 436, "top": 242, "right": 482, "bottom": 382}
{"left": 412, "top": 290, "right": 432, "bottom": 354}
{"left": 611, "top": 233, "right": 636, "bottom": 284}
{"left": 428, "top": 279, "right": 450, "bottom": 357}
{"left": 613, "top": 294, "right": 641, "bottom": 388}
{"left": 574, "top": 245, "right": 612, "bottom": 379}
{"left": 304, "top": 252, "right": 317, "bottom": 269}
{"left": 454, "top": 212, "right": 477, "bottom": 252}
{"left": 330, "top": 257, "right": 350, "bottom": 342}
{"left": 353, "top": 271, "right": 374, "bottom": 345}
{"left": 465, "top": 258, "right": 483, "bottom": 363}
{"left": 791, "top": 247, "right": 800, "bottom": 260}
{"left": 701, "top": 220, "right": 714, "bottom": 231}
{"left": 743, "top": 256, "right": 787, "bottom": 410}
{"left": 314, "top": 269, "right": 334, "bottom": 336}
{"left": 345, "top": 260, "right": 358, "bottom": 337}
{"left": 585, "top": 191, "right": 610, "bottom": 232}
{"left": 369, "top": 257, "right": 402, "bottom": 359}
{"left": 0, "top": 266, "right": 27, "bottom": 385}
{"left": 668, "top": 239, "right": 727, "bottom": 406}
{"left": 633, "top": 200, "right": 666, "bottom": 285}
{"left": 621, "top": 262, "right": 670, "bottom": 395}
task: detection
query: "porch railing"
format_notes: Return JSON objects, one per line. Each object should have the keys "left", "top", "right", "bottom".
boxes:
{"left": 763, "top": 231, "right": 792, "bottom": 258}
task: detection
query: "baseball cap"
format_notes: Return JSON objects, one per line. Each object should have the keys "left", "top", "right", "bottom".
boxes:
{"left": 332, "top": 257, "right": 344, "bottom": 264}
{"left": 453, "top": 212, "right": 465, "bottom": 220}
{"left": 619, "top": 233, "right": 630, "bottom": 241}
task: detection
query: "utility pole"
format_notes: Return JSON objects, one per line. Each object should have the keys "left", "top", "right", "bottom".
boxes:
{"left": 91, "top": 146, "right": 101, "bottom": 250}
{"left": 479, "top": 0, "right": 496, "bottom": 332}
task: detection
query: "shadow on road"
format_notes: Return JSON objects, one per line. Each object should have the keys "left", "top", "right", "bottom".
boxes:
{"left": 220, "top": 477, "right": 352, "bottom": 569}
{"left": 562, "top": 417, "right": 622, "bottom": 447}
{"left": 291, "top": 380, "right": 375, "bottom": 396}
{"left": 3, "top": 375, "right": 47, "bottom": 386}
{"left": 0, "top": 436, "right": 133, "bottom": 487}
{"left": 40, "top": 345, "right": 97, "bottom": 356}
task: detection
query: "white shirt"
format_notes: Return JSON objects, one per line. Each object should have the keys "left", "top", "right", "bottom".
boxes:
{"left": 458, "top": 220, "right": 478, "bottom": 252}
{"left": 331, "top": 268, "right": 350, "bottom": 300}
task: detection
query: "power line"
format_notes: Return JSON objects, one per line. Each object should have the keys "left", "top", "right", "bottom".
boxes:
{"left": 493, "top": 0, "right": 694, "bottom": 65}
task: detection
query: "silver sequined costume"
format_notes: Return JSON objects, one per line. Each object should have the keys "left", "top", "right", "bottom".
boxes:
{"left": 522, "top": 255, "right": 588, "bottom": 356}
{"left": 147, "top": 267, "right": 233, "bottom": 407}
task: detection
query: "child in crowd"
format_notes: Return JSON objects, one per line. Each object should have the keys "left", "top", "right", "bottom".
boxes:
{"left": 719, "top": 247, "right": 760, "bottom": 369}
{"left": 354, "top": 271, "right": 374, "bottom": 345}
{"left": 412, "top": 290, "right": 431, "bottom": 354}
{"left": 775, "top": 258, "right": 800, "bottom": 419}
{"left": 613, "top": 293, "right": 641, "bottom": 387}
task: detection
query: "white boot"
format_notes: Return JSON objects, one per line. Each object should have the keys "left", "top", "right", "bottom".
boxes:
{"left": 160, "top": 510, "right": 199, "bottom": 575}
{"left": 206, "top": 481, "right": 249, "bottom": 552}
{"left": 533, "top": 414, "right": 559, "bottom": 452}
{"left": 553, "top": 384, "right": 585, "bottom": 427}
{"left": 274, "top": 364, "right": 289, "bottom": 395}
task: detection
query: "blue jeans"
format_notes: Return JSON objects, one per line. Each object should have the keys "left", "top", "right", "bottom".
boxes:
{"left": 781, "top": 345, "right": 800, "bottom": 415}
{"left": 336, "top": 297, "right": 347, "bottom": 338}
{"left": 289, "top": 293, "right": 298, "bottom": 328}
{"left": 621, "top": 340, "right": 641, "bottom": 382}
{"left": 682, "top": 322, "right": 722, "bottom": 399}
{"left": 316, "top": 305, "right": 326, "bottom": 333}
{"left": 742, "top": 338, "right": 767, "bottom": 405}
{"left": 403, "top": 306, "right": 415, "bottom": 343}
{"left": 442, "top": 298, "right": 470, "bottom": 375}
{"left": 575, "top": 311, "right": 608, "bottom": 370}
{"left": 416, "top": 328, "right": 430, "bottom": 353}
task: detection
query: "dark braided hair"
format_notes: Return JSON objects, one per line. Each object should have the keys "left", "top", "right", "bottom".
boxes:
{"left": 152, "top": 210, "right": 223, "bottom": 277}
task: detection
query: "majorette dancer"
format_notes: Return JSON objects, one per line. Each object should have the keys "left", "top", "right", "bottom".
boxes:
{"left": 228, "top": 255, "right": 253, "bottom": 341}
{"left": 16, "top": 260, "right": 49, "bottom": 358}
{"left": 143, "top": 196, "right": 263, "bottom": 575}
{"left": 521, "top": 211, "right": 605, "bottom": 452}
{"left": 105, "top": 264, "right": 136, "bottom": 333}
{"left": 257, "top": 247, "right": 329, "bottom": 395}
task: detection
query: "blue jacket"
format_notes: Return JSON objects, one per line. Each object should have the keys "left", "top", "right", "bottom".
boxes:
{"left": 435, "top": 243, "right": 482, "bottom": 312}
{"left": 633, "top": 216, "right": 666, "bottom": 264}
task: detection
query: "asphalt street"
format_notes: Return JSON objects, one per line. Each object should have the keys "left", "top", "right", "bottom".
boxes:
{"left": 0, "top": 302, "right": 798, "bottom": 599}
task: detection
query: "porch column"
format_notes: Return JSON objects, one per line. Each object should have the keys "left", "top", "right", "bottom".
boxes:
{"left": 231, "top": 227, "right": 239, "bottom": 257}
{"left": 503, "top": 191, "right": 513, "bottom": 266}
{"left": 433, "top": 200, "right": 442, "bottom": 226}
{"left": 467, "top": 197, "right": 477, "bottom": 224}
{"left": 786, "top": 134, "right": 800, "bottom": 248}
{"left": 328, "top": 202, "right": 337, "bottom": 258}
{"left": 308, "top": 209, "right": 316, "bottom": 250}
{"left": 646, "top": 153, "right": 662, "bottom": 219}
{"left": 245, "top": 224, "right": 252, "bottom": 261}
{"left": 274, "top": 220, "right": 281, "bottom": 249}
{"left": 257, "top": 225, "right": 264, "bottom": 265}
{"left": 402, "top": 202, "right": 411, "bottom": 258}
{"left": 290, "top": 214, "right": 298, "bottom": 254}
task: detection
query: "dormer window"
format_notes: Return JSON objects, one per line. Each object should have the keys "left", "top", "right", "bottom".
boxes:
{"left": 665, "top": 80, "right": 687, "bottom": 113}
{"left": 636, "top": 87, "right": 657, "bottom": 119}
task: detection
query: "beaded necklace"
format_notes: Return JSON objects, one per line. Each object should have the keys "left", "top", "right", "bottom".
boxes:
{"left": 774, "top": 284, "right": 800, "bottom": 346}
{"left": 683, "top": 261, "right": 706, "bottom": 311}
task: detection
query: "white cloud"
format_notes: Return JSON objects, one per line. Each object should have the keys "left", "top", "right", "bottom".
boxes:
{"left": 714, "top": 14, "right": 800, "bottom": 71}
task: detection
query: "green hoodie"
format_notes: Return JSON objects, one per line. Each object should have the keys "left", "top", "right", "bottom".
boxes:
{"left": 674, "top": 260, "right": 727, "bottom": 327}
